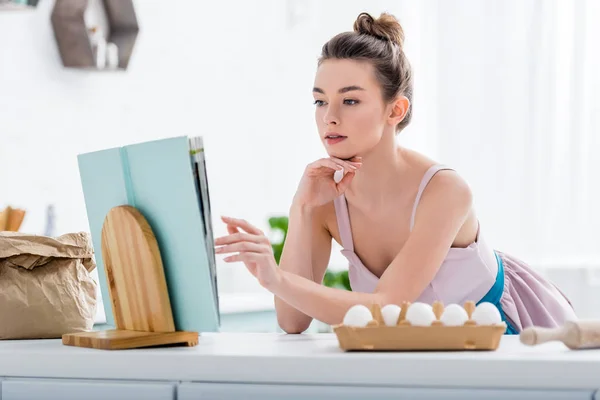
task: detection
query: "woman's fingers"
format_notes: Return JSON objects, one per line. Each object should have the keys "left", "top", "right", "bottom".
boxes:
{"left": 223, "top": 252, "right": 266, "bottom": 263}
{"left": 336, "top": 169, "right": 356, "bottom": 194}
{"left": 315, "top": 159, "right": 348, "bottom": 171}
{"left": 308, "top": 158, "right": 358, "bottom": 175}
{"left": 328, "top": 157, "right": 361, "bottom": 172}
{"left": 308, "top": 158, "right": 343, "bottom": 172}
{"left": 329, "top": 157, "right": 362, "bottom": 167}
{"left": 221, "top": 216, "right": 263, "bottom": 235}
{"left": 215, "top": 231, "right": 267, "bottom": 246}
{"left": 215, "top": 241, "right": 267, "bottom": 255}
{"left": 227, "top": 224, "right": 239, "bottom": 235}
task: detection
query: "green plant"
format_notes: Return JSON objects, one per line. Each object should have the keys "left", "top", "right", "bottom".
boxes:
{"left": 268, "top": 215, "right": 351, "bottom": 291}
{"left": 268, "top": 216, "right": 288, "bottom": 264}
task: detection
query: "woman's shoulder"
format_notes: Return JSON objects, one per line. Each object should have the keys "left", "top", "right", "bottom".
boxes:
{"left": 404, "top": 149, "right": 474, "bottom": 212}
{"left": 423, "top": 168, "right": 473, "bottom": 208}
{"left": 405, "top": 151, "right": 477, "bottom": 246}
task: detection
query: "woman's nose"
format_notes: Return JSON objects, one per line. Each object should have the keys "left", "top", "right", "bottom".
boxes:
{"left": 323, "top": 106, "right": 340, "bottom": 126}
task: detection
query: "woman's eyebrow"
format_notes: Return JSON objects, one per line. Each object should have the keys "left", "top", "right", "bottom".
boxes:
{"left": 339, "top": 85, "right": 365, "bottom": 93}
{"left": 313, "top": 85, "right": 366, "bottom": 94}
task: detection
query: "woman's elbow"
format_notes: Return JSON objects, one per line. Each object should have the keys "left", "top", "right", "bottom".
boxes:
{"left": 277, "top": 316, "right": 311, "bottom": 334}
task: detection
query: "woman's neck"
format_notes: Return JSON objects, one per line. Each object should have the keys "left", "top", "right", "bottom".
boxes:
{"left": 345, "top": 132, "right": 409, "bottom": 208}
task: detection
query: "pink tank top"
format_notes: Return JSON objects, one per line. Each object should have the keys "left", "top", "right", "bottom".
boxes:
{"left": 333, "top": 165, "right": 499, "bottom": 305}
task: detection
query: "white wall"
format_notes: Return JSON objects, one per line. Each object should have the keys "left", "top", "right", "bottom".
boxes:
{"left": 0, "top": 0, "right": 436, "bottom": 294}
{"left": 1, "top": 0, "right": 302, "bottom": 238}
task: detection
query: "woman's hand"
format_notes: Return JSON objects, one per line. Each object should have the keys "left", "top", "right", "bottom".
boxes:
{"left": 293, "top": 156, "right": 362, "bottom": 209}
{"left": 215, "top": 216, "right": 281, "bottom": 290}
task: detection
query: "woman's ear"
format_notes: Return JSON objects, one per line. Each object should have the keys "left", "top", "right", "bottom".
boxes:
{"left": 388, "top": 96, "right": 410, "bottom": 127}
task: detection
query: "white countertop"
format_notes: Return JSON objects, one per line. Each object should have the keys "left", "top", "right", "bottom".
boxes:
{"left": 1, "top": 333, "right": 600, "bottom": 390}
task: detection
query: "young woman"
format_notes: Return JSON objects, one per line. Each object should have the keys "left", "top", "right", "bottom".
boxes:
{"left": 215, "top": 12, "right": 577, "bottom": 334}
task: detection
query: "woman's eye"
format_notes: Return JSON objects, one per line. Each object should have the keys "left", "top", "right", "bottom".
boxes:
{"left": 344, "top": 99, "right": 359, "bottom": 105}
{"left": 314, "top": 100, "right": 326, "bottom": 107}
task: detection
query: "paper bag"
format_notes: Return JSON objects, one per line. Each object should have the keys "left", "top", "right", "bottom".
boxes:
{"left": 0, "top": 231, "right": 98, "bottom": 339}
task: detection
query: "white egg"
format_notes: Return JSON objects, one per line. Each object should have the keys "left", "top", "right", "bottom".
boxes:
{"left": 343, "top": 304, "right": 373, "bottom": 327}
{"left": 381, "top": 304, "right": 402, "bottom": 326}
{"left": 471, "top": 302, "right": 502, "bottom": 325}
{"left": 405, "top": 302, "right": 436, "bottom": 326}
{"left": 440, "top": 304, "right": 469, "bottom": 326}
{"left": 333, "top": 168, "right": 344, "bottom": 183}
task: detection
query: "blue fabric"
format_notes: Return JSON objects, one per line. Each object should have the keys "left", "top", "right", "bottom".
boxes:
{"left": 477, "top": 252, "right": 519, "bottom": 335}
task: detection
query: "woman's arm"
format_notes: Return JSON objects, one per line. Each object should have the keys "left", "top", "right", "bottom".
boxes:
{"left": 268, "top": 171, "right": 474, "bottom": 325}
{"left": 274, "top": 202, "right": 333, "bottom": 333}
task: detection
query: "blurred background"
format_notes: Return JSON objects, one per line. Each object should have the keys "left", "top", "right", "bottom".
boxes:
{"left": 1, "top": 0, "right": 599, "bottom": 331}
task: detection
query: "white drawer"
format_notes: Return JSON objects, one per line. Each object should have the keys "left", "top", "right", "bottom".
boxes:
{"left": 2, "top": 378, "right": 175, "bottom": 400}
{"left": 178, "top": 382, "right": 594, "bottom": 400}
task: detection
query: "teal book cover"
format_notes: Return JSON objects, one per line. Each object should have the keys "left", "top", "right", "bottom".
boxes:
{"left": 77, "top": 136, "right": 220, "bottom": 333}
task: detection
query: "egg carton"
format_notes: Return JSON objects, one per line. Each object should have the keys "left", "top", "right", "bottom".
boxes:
{"left": 333, "top": 301, "right": 506, "bottom": 351}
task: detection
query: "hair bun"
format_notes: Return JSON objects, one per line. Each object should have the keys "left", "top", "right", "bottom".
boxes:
{"left": 353, "top": 12, "right": 404, "bottom": 48}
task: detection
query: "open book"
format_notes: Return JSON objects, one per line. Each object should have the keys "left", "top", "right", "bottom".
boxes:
{"left": 78, "top": 136, "right": 220, "bottom": 333}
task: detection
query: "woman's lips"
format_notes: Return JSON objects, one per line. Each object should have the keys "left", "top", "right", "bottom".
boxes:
{"left": 325, "top": 133, "right": 347, "bottom": 145}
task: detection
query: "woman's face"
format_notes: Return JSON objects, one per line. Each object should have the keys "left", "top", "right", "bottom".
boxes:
{"left": 313, "top": 59, "right": 392, "bottom": 160}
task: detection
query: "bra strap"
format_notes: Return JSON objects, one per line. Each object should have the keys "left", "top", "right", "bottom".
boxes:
{"left": 333, "top": 194, "right": 355, "bottom": 251}
{"left": 410, "top": 165, "right": 454, "bottom": 231}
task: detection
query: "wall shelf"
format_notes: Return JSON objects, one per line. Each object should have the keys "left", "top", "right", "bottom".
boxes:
{"left": 51, "top": 0, "right": 139, "bottom": 70}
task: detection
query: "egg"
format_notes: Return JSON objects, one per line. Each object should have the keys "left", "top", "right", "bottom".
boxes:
{"left": 342, "top": 304, "right": 373, "bottom": 327}
{"left": 405, "top": 302, "right": 436, "bottom": 326}
{"left": 471, "top": 302, "right": 502, "bottom": 325}
{"left": 333, "top": 168, "right": 344, "bottom": 183}
{"left": 440, "top": 304, "right": 469, "bottom": 326}
{"left": 381, "top": 304, "right": 402, "bottom": 326}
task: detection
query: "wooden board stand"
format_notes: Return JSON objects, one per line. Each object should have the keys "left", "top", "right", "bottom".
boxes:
{"left": 62, "top": 205, "right": 199, "bottom": 350}
{"left": 333, "top": 301, "right": 506, "bottom": 351}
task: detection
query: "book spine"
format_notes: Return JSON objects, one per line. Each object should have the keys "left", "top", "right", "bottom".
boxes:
{"left": 119, "top": 147, "right": 136, "bottom": 207}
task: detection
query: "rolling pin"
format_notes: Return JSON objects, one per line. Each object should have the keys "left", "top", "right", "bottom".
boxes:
{"left": 520, "top": 320, "right": 600, "bottom": 349}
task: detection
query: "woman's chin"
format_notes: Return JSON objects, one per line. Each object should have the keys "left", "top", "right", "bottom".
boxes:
{"left": 326, "top": 149, "right": 357, "bottom": 161}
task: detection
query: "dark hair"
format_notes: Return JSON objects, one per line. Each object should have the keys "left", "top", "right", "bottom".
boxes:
{"left": 319, "top": 12, "right": 413, "bottom": 133}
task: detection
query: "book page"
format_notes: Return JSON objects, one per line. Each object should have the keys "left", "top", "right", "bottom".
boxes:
{"left": 189, "top": 137, "right": 220, "bottom": 325}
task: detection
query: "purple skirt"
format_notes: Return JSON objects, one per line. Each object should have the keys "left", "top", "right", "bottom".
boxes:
{"left": 498, "top": 251, "right": 577, "bottom": 332}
